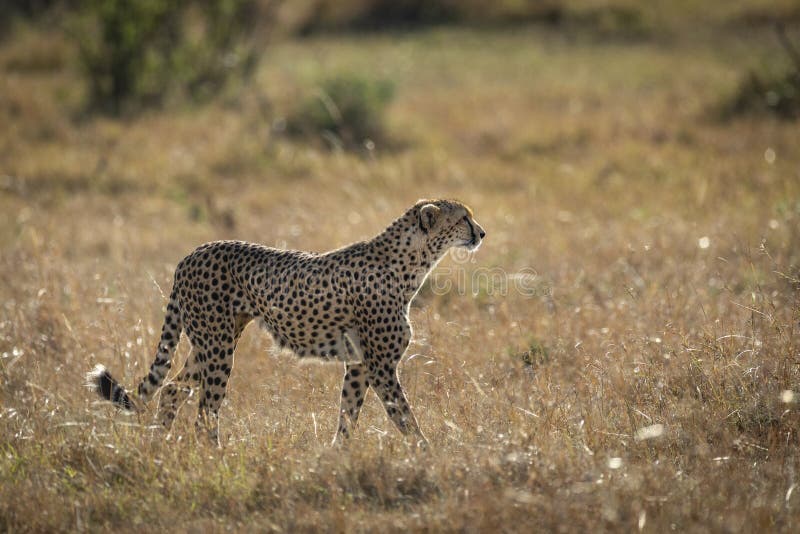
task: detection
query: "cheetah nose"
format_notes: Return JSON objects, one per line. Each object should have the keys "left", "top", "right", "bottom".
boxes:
{"left": 479, "top": 229, "right": 486, "bottom": 239}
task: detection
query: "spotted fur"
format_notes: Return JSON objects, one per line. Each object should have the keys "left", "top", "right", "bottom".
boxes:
{"left": 86, "top": 199, "right": 485, "bottom": 446}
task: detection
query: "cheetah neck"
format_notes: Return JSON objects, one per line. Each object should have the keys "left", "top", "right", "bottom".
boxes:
{"left": 370, "top": 212, "right": 449, "bottom": 301}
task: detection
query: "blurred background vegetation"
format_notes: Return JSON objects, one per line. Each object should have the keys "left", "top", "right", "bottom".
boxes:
{"left": 74, "top": 0, "right": 263, "bottom": 114}
{"left": 2, "top": 0, "right": 799, "bottom": 123}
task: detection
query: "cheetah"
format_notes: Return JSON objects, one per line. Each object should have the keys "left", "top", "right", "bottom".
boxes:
{"left": 87, "top": 199, "right": 485, "bottom": 446}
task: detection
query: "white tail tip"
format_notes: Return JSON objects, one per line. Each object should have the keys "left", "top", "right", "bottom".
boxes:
{"left": 85, "top": 364, "right": 107, "bottom": 389}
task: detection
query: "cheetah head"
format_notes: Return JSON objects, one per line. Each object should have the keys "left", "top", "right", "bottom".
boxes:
{"left": 415, "top": 199, "right": 485, "bottom": 253}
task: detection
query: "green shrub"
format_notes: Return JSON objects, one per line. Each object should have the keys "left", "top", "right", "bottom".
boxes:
{"left": 292, "top": 0, "right": 581, "bottom": 32}
{"left": 0, "top": 0, "right": 63, "bottom": 37}
{"left": 570, "top": 5, "right": 651, "bottom": 40}
{"left": 76, "top": 0, "right": 261, "bottom": 115}
{"left": 717, "top": 26, "right": 800, "bottom": 121}
{"left": 511, "top": 339, "right": 550, "bottom": 369}
{"left": 286, "top": 74, "right": 395, "bottom": 150}
{"left": 719, "top": 69, "right": 800, "bottom": 121}
{"left": 291, "top": 0, "right": 650, "bottom": 39}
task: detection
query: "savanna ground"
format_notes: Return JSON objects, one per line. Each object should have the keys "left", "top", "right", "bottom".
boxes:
{"left": 2, "top": 1, "right": 800, "bottom": 532}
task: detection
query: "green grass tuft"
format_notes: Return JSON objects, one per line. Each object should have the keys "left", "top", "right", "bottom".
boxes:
{"left": 286, "top": 73, "right": 396, "bottom": 151}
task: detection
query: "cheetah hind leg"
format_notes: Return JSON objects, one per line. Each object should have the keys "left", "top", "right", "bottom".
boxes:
{"left": 332, "top": 362, "right": 369, "bottom": 445}
{"left": 156, "top": 348, "right": 200, "bottom": 431}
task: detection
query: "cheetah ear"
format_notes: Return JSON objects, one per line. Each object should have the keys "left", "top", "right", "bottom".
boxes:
{"left": 418, "top": 204, "right": 441, "bottom": 234}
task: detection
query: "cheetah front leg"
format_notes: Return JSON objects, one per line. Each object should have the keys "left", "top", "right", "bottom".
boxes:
{"left": 368, "top": 365, "right": 427, "bottom": 447}
{"left": 332, "top": 362, "right": 369, "bottom": 445}
{"left": 195, "top": 338, "right": 238, "bottom": 447}
{"left": 190, "top": 314, "right": 249, "bottom": 447}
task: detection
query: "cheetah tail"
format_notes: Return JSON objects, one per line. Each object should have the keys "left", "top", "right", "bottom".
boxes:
{"left": 86, "top": 364, "right": 138, "bottom": 412}
{"left": 130, "top": 292, "right": 183, "bottom": 403}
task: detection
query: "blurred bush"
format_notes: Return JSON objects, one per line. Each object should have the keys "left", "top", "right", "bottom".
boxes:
{"left": 286, "top": 74, "right": 395, "bottom": 150}
{"left": 717, "top": 27, "right": 800, "bottom": 121}
{"left": 510, "top": 338, "right": 550, "bottom": 370}
{"left": 720, "top": 70, "right": 800, "bottom": 120}
{"left": 292, "top": 0, "right": 562, "bottom": 32}
{"left": 288, "top": 0, "right": 650, "bottom": 39}
{"left": 0, "top": 0, "right": 64, "bottom": 37}
{"left": 566, "top": 4, "right": 650, "bottom": 40}
{"left": 76, "top": 0, "right": 266, "bottom": 115}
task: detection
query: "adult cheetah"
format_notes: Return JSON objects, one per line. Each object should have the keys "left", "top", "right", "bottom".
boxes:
{"left": 87, "top": 199, "right": 485, "bottom": 446}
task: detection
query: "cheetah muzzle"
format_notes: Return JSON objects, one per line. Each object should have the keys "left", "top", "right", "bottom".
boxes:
{"left": 86, "top": 199, "right": 486, "bottom": 446}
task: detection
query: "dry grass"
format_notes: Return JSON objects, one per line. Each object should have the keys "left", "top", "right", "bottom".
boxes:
{"left": 2, "top": 6, "right": 800, "bottom": 532}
